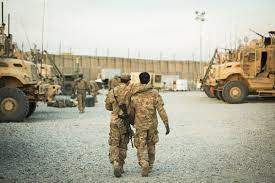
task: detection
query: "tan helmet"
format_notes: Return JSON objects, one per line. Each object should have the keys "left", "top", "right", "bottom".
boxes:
{"left": 120, "top": 74, "right": 131, "bottom": 82}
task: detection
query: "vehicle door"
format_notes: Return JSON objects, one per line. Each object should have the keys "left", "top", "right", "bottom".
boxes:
{"left": 249, "top": 49, "right": 273, "bottom": 90}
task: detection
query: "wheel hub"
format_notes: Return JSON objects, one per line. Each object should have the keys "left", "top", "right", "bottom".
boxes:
{"left": 1, "top": 97, "right": 18, "bottom": 113}
{"left": 230, "top": 87, "right": 241, "bottom": 98}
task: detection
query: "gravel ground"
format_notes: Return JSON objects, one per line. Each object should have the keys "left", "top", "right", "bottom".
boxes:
{"left": 0, "top": 91, "right": 274, "bottom": 183}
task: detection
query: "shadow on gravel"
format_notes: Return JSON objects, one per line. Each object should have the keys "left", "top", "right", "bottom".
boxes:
{"left": 24, "top": 110, "right": 78, "bottom": 123}
{"left": 0, "top": 176, "right": 15, "bottom": 183}
{"left": 200, "top": 96, "right": 275, "bottom": 104}
{"left": 244, "top": 96, "right": 275, "bottom": 103}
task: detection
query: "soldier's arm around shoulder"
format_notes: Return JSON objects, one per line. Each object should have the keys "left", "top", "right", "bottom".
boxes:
{"left": 105, "top": 90, "right": 113, "bottom": 111}
{"left": 123, "top": 83, "right": 135, "bottom": 107}
{"left": 155, "top": 92, "right": 169, "bottom": 126}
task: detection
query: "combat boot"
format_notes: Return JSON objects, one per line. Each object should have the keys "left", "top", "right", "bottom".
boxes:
{"left": 148, "top": 164, "right": 153, "bottom": 173}
{"left": 119, "top": 162, "right": 125, "bottom": 174}
{"left": 120, "top": 166, "right": 125, "bottom": 174}
{"left": 141, "top": 165, "right": 149, "bottom": 177}
{"left": 113, "top": 161, "right": 122, "bottom": 178}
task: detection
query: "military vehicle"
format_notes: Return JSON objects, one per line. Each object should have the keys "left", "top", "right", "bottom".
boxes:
{"left": 211, "top": 31, "right": 275, "bottom": 103}
{"left": 201, "top": 49, "right": 218, "bottom": 98}
{"left": 201, "top": 48, "right": 236, "bottom": 98}
{"left": 62, "top": 74, "right": 78, "bottom": 95}
{"left": 153, "top": 74, "right": 163, "bottom": 89}
{"left": 0, "top": 3, "right": 59, "bottom": 121}
{"left": 44, "top": 51, "right": 78, "bottom": 95}
{"left": 38, "top": 64, "right": 55, "bottom": 79}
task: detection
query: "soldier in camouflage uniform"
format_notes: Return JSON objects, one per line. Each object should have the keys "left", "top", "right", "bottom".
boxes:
{"left": 90, "top": 80, "right": 100, "bottom": 103}
{"left": 108, "top": 76, "right": 120, "bottom": 90}
{"left": 129, "top": 72, "right": 170, "bottom": 177}
{"left": 105, "top": 75, "right": 132, "bottom": 178}
{"left": 73, "top": 74, "right": 91, "bottom": 113}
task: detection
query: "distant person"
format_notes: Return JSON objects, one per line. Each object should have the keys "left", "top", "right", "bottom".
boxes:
{"left": 90, "top": 80, "right": 100, "bottom": 103}
{"left": 163, "top": 82, "right": 166, "bottom": 90}
{"left": 129, "top": 72, "right": 170, "bottom": 177}
{"left": 105, "top": 75, "right": 132, "bottom": 178}
{"left": 72, "top": 74, "right": 91, "bottom": 113}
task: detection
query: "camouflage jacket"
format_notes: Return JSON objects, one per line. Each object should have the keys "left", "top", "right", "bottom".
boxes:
{"left": 108, "top": 77, "right": 120, "bottom": 90}
{"left": 73, "top": 79, "right": 90, "bottom": 94}
{"left": 129, "top": 84, "right": 169, "bottom": 130}
{"left": 105, "top": 83, "right": 128, "bottom": 116}
{"left": 90, "top": 81, "right": 99, "bottom": 93}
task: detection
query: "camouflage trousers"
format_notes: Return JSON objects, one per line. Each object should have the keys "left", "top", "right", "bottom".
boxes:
{"left": 108, "top": 115, "right": 129, "bottom": 167}
{"left": 134, "top": 129, "right": 159, "bottom": 169}
{"left": 77, "top": 92, "right": 86, "bottom": 112}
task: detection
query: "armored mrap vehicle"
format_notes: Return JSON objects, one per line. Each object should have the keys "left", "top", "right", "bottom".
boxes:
{"left": 212, "top": 31, "right": 275, "bottom": 103}
{"left": 0, "top": 3, "right": 59, "bottom": 121}
{"left": 201, "top": 48, "right": 237, "bottom": 98}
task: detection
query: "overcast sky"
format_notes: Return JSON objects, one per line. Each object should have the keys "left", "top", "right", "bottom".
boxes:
{"left": 4, "top": 0, "right": 275, "bottom": 60}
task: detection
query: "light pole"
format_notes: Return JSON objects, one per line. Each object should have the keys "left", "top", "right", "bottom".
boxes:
{"left": 195, "top": 11, "right": 206, "bottom": 78}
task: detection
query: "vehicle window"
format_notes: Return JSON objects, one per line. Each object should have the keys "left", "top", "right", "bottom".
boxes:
{"left": 65, "top": 76, "right": 75, "bottom": 81}
{"left": 0, "top": 62, "right": 8, "bottom": 67}
{"left": 260, "top": 51, "right": 267, "bottom": 73}
{"left": 155, "top": 75, "right": 162, "bottom": 83}
{"left": 13, "top": 63, "right": 23, "bottom": 67}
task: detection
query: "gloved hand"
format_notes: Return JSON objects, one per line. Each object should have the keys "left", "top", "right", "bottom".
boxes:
{"left": 165, "top": 124, "right": 170, "bottom": 135}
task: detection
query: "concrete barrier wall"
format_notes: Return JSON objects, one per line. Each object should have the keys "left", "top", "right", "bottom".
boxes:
{"left": 47, "top": 55, "right": 203, "bottom": 83}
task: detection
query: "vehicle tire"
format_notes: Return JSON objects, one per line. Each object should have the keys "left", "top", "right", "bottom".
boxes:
{"left": 222, "top": 81, "right": 248, "bottom": 104}
{"left": 26, "top": 102, "right": 37, "bottom": 118}
{"left": 0, "top": 87, "right": 29, "bottom": 122}
{"left": 217, "top": 90, "right": 225, "bottom": 101}
{"left": 214, "top": 90, "right": 221, "bottom": 100}
{"left": 63, "top": 83, "right": 73, "bottom": 95}
{"left": 203, "top": 86, "right": 215, "bottom": 98}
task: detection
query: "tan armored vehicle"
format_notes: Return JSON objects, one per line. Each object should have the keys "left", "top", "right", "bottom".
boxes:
{"left": 211, "top": 31, "right": 275, "bottom": 103}
{"left": 201, "top": 48, "right": 237, "bottom": 98}
{"left": 0, "top": 3, "right": 60, "bottom": 121}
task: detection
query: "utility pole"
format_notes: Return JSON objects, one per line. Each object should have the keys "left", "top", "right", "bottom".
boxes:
{"left": 106, "top": 48, "right": 109, "bottom": 63}
{"left": 195, "top": 10, "right": 206, "bottom": 78}
{"left": 127, "top": 48, "right": 131, "bottom": 71}
{"left": 41, "top": 0, "right": 46, "bottom": 70}
{"left": 192, "top": 53, "right": 197, "bottom": 89}
{"left": 106, "top": 48, "right": 109, "bottom": 57}
{"left": 95, "top": 48, "right": 98, "bottom": 57}
{"left": 59, "top": 41, "right": 61, "bottom": 55}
